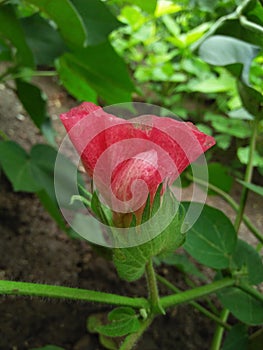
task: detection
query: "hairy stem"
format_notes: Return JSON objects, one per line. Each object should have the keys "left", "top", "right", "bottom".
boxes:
{"left": 157, "top": 274, "right": 231, "bottom": 330}
{"left": 145, "top": 259, "right": 164, "bottom": 314}
{"left": 160, "top": 277, "right": 235, "bottom": 310}
{"left": 0, "top": 280, "right": 149, "bottom": 309}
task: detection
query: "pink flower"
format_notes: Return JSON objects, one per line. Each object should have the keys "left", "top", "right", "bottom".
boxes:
{"left": 60, "top": 102, "right": 215, "bottom": 225}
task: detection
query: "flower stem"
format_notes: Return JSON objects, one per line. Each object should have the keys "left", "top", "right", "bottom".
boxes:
{"left": 0, "top": 280, "right": 148, "bottom": 309}
{"left": 145, "top": 259, "right": 164, "bottom": 315}
{"left": 160, "top": 277, "right": 235, "bottom": 310}
{"left": 156, "top": 274, "right": 231, "bottom": 330}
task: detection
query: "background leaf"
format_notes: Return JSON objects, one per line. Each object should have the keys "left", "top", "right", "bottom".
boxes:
{"left": 0, "top": 4, "right": 34, "bottom": 67}
{"left": 157, "top": 252, "right": 206, "bottom": 280}
{"left": 56, "top": 42, "right": 134, "bottom": 103}
{"left": 0, "top": 141, "right": 40, "bottom": 192}
{"left": 199, "top": 35, "right": 260, "bottom": 84}
{"left": 217, "top": 286, "right": 263, "bottom": 325}
{"left": 21, "top": 13, "right": 66, "bottom": 66}
{"left": 16, "top": 79, "right": 55, "bottom": 144}
{"left": 222, "top": 324, "right": 249, "bottom": 350}
{"left": 71, "top": 0, "right": 121, "bottom": 46}
{"left": 24, "top": 0, "right": 86, "bottom": 47}
{"left": 55, "top": 54, "right": 97, "bottom": 103}
{"left": 237, "top": 81, "right": 263, "bottom": 119}
{"left": 207, "top": 162, "right": 233, "bottom": 194}
{"left": 230, "top": 239, "right": 263, "bottom": 285}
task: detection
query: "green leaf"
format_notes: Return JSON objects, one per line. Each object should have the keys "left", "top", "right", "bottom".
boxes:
{"left": 126, "top": 0, "right": 157, "bottom": 14}
{"left": 96, "top": 307, "right": 141, "bottom": 337}
{"left": 154, "top": 1, "right": 182, "bottom": 17}
{"left": 217, "top": 286, "right": 263, "bottom": 325}
{"left": 56, "top": 42, "right": 134, "bottom": 103}
{"left": 37, "top": 190, "right": 67, "bottom": 231}
{"left": 231, "top": 239, "right": 263, "bottom": 285}
{"left": 0, "top": 4, "right": 34, "bottom": 67}
{"left": 183, "top": 203, "right": 237, "bottom": 269}
{"left": 214, "top": 134, "right": 231, "bottom": 150}
{"left": 228, "top": 107, "right": 254, "bottom": 120}
{"left": 113, "top": 190, "right": 185, "bottom": 281}
{"left": 16, "top": 79, "right": 48, "bottom": 129}
{"left": 55, "top": 54, "right": 97, "bottom": 103}
{"left": 21, "top": 13, "right": 65, "bottom": 66}
{"left": 0, "top": 141, "right": 40, "bottom": 192}
{"left": 237, "top": 81, "right": 263, "bottom": 120}
{"left": 237, "top": 180, "right": 263, "bottom": 197}
{"left": 24, "top": 0, "right": 86, "bottom": 47}
{"left": 216, "top": 18, "right": 263, "bottom": 48}
{"left": 34, "top": 144, "right": 85, "bottom": 208}
{"left": 222, "top": 324, "right": 249, "bottom": 350}
{"left": 189, "top": 70, "right": 236, "bottom": 93}
{"left": 71, "top": 0, "right": 121, "bottom": 46}
{"left": 87, "top": 313, "right": 119, "bottom": 350}
{"left": 237, "top": 147, "right": 263, "bottom": 167}
{"left": 99, "top": 335, "right": 119, "bottom": 350}
{"left": 199, "top": 35, "right": 260, "bottom": 84}
{"left": 15, "top": 79, "right": 55, "bottom": 144}
{"left": 207, "top": 163, "right": 233, "bottom": 194}
{"left": 204, "top": 113, "right": 251, "bottom": 139}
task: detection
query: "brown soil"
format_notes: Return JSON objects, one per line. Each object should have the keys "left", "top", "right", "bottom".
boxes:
{"left": 0, "top": 77, "right": 262, "bottom": 350}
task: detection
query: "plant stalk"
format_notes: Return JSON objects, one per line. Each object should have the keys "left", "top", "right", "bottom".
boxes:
{"left": 145, "top": 259, "right": 164, "bottom": 315}
{"left": 211, "top": 118, "right": 259, "bottom": 349}
{"left": 156, "top": 274, "right": 231, "bottom": 330}
{"left": 0, "top": 280, "right": 149, "bottom": 309}
{"left": 234, "top": 119, "right": 258, "bottom": 232}
{"left": 210, "top": 309, "right": 230, "bottom": 350}
{"left": 160, "top": 277, "right": 235, "bottom": 310}
{"left": 238, "top": 283, "right": 263, "bottom": 303}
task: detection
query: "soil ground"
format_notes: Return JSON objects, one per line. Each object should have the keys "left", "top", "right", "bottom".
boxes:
{"left": 0, "top": 77, "right": 262, "bottom": 350}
